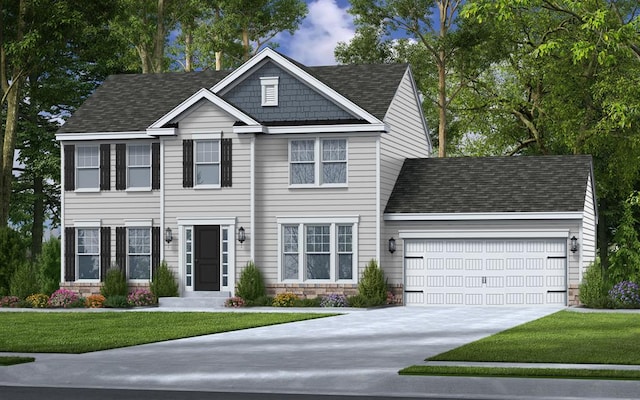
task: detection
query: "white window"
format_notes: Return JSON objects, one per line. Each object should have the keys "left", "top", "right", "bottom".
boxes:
{"left": 77, "top": 228, "right": 100, "bottom": 280}
{"left": 128, "top": 228, "right": 151, "bottom": 280}
{"left": 289, "top": 138, "right": 347, "bottom": 186}
{"left": 261, "top": 76, "right": 279, "bottom": 106}
{"left": 128, "top": 144, "right": 151, "bottom": 188}
{"left": 195, "top": 140, "right": 220, "bottom": 186}
{"left": 76, "top": 146, "right": 99, "bottom": 189}
{"left": 279, "top": 219, "right": 357, "bottom": 282}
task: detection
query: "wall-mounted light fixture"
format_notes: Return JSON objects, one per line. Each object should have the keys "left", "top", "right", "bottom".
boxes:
{"left": 388, "top": 237, "right": 396, "bottom": 254}
{"left": 238, "top": 226, "right": 246, "bottom": 244}
{"left": 570, "top": 236, "right": 578, "bottom": 253}
{"left": 165, "top": 227, "right": 173, "bottom": 244}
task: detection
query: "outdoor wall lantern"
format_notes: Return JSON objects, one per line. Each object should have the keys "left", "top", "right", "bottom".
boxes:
{"left": 165, "top": 227, "right": 173, "bottom": 244}
{"left": 570, "top": 236, "right": 578, "bottom": 253}
{"left": 388, "top": 237, "right": 396, "bottom": 254}
{"left": 238, "top": 226, "right": 246, "bottom": 244}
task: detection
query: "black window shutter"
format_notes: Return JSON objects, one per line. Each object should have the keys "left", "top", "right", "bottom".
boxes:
{"left": 100, "top": 144, "right": 110, "bottom": 191}
{"left": 183, "top": 139, "right": 193, "bottom": 188}
{"left": 221, "top": 138, "right": 232, "bottom": 187}
{"left": 151, "top": 226, "right": 160, "bottom": 280}
{"left": 64, "top": 145, "right": 75, "bottom": 191}
{"left": 64, "top": 227, "right": 75, "bottom": 281}
{"left": 115, "top": 227, "right": 127, "bottom": 274}
{"left": 100, "top": 227, "right": 111, "bottom": 281}
{"left": 115, "top": 144, "right": 126, "bottom": 190}
{"left": 152, "top": 142, "right": 160, "bottom": 190}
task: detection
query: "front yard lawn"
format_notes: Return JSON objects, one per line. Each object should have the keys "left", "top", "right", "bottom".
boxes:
{"left": 0, "top": 356, "right": 35, "bottom": 366}
{"left": 400, "top": 311, "right": 640, "bottom": 380}
{"left": 0, "top": 312, "right": 333, "bottom": 353}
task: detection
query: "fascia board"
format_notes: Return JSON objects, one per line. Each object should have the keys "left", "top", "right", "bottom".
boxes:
{"left": 398, "top": 229, "right": 571, "bottom": 239}
{"left": 148, "top": 88, "right": 260, "bottom": 129}
{"left": 211, "top": 48, "right": 384, "bottom": 125}
{"left": 146, "top": 127, "right": 177, "bottom": 136}
{"left": 56, "top": 132, "right": 149, "bottom": 141}
{"left": 383, "top": 212, "right": 585, "bottom": 221}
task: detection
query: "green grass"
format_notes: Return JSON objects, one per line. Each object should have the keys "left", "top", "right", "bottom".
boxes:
{"left": 402, "top": 311, "right": 640, "bottom": 380}
{"left": 0, "top": 356, "right": 35, "bottom": 366}
{"left": 0, "top": 312, "right": 333, "bottom": 353}
{"left": 399, "top": 365, "right": 640, "bottom": 380}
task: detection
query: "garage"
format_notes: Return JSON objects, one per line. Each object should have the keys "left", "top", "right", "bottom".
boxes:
{"left": 404, "top": 238, "right": 567, "bottom": 306}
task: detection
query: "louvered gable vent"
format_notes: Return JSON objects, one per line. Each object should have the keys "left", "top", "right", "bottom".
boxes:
{"left": 260, "top": 76, "right": 279, "bottom": 106}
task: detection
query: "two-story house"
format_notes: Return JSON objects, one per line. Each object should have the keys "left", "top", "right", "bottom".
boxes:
{"left": 56, "top": 48, "right": 596, "bottom": 306}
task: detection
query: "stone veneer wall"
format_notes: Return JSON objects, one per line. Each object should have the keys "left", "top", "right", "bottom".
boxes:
{"left": 568, "top": 283, "right": 580, "bottom": 306}
{"left": 61, "top": 282, "right": 150, "bottom": 297}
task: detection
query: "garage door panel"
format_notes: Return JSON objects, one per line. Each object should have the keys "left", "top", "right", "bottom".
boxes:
{"left": 405, "top": 238, "right": 567, "bottom": 306}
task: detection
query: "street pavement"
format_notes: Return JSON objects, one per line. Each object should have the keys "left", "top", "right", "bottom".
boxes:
{"left": 2, "top": 306, "right": 640, "bottom": 399}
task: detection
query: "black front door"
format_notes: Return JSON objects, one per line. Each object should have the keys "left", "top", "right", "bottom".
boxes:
{"left": 194, "top": 225, "right": 221, "bottom": 291}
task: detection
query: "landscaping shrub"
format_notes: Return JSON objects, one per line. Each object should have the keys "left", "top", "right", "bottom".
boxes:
{"left": 103, "top": 295, "right": 131, "bottom": 308}
{"left": 224, "top": 296, "right": 246, "bottom": 308}
{"left": 272, "top": 292, "right": 297, "bottom": 307}
{"left": 609, "top": 281, "right": 640, "bottom": 308}
{"left": 9, "top": 262, "right": 39, "bottom": 299}
{"left": 150, "top": 261, "right": 179, "bottom": 297}
{"left": 358, "top": 259, "right": 387, "bottom": 306}
{"left": 236, "top": 261, "right": 265, "bottom": 303}
{"left": 85, "top": 294, "right": 106, "bottom": 308}
{"left": 0, "top": 296, "right": 21, "bottom": 308}
{"left": 579, "top": 259, "right": 612, "bottom": 308}
{"left": 100, "top": 267, "right": 128, "bottom": 298}
{"left": 295, "top": 297, "right": 322, "bottom": 307}
{"left": 0, "top": 227, "right": 28, "bottom": 296}
{"left": 320, "top": 293, "right": 348, "bottom": 307}
{"left": 48, "top": 289, "right": 82, "bottom": 308}
{"left": 251, "top": 295, "right": 273, "bottom": 306}
{"left": 608, "top": 193, "right": 640, "bottom": 284}
{"left": 26, "top": 294, "right": 49, "bottom": 308}
{"left": 36, "top": 237, "right": 61, "bottom": 295}
{"left": 127, "top": 289, "right": 156, "bottom": 306}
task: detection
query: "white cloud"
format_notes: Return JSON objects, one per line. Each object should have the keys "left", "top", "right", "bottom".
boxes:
{"left": 278, "top": 0, "right": 355, "bottom": 66}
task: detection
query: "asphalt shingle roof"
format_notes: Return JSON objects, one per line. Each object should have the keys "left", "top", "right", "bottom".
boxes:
{"left": 58, "top": 62, "right": 408, "bottom": 134}
{"left": 384, "top": 155, "right": 594, "bottom": 214}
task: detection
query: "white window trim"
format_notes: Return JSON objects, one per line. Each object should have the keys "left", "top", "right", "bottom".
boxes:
{"left": 127, "top": 227, "right": 152, "bottom": 282}
{"left": 76, "top": 227, "right": 100, "bottom": 282}
{"left": 261, "top": 76, "right": 279, "bottom": 106}
{"left": 277, "top": 216, "right": 359, "bottom": 284}
{"left": 126, "top": 143, "right": 151, "bottom": 191}
{"left": 75, "top": 145, "right": 100, "bottom": 192}
{"left": 194, "top": 139, "right": 221, "bottom": 189}
{"left": 288, "top": 138, "right": 348, "bottom": 188}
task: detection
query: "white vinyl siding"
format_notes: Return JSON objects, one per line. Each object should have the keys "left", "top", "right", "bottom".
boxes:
{"left": 582, "top": 174, "right": 597, "bottom": 269}
{"left": 76, "top": 146, "right": 99, "bottom": 190}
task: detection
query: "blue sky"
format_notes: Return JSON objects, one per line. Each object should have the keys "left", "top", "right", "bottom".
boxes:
{"left": 275, "top": 0, "right": 356, "bottom": 65}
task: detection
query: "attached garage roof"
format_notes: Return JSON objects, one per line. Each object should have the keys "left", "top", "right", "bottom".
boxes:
{"left": 384, "top": 155, "right": 594, "bottom": 214}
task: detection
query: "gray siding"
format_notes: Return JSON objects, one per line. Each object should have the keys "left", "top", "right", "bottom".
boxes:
{"left": 221, "top": 61, "right": 355, "bottom": 122}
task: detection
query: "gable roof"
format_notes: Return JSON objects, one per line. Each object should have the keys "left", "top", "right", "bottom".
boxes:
{"left": 384, "top": 155, "right": 595, "bottom": 215}
{"left": 58, "top": 54, "right": 409, "bottom": 134}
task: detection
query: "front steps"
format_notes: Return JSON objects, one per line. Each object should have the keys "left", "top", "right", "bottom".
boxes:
{"left": 158, "top": 291, "right": 231, "bottom": 309}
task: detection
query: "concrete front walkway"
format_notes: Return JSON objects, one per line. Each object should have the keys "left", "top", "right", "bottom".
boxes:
{"left": 1, "top": 306, "right": 639, "bottom": 399}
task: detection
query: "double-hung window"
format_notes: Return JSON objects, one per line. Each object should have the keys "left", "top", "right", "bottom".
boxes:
{"left": 289, "top": 138, "right": 347, "bottom": 186}
{"left": 128, "top": 228, "right": 151, "bottom": 280}
{"left": 195, "top": 140, "right": 220, "bottom": 186}
{"left": 76, "top": 146, "right": 99, "bottom": 189}
{"left": 279, "top": 218, "right": 357, "bottom": 282}
{"left": 128, "top": 144, "right": 151, "bottom": 189}
{"left": 77, "top": 228, "right": 100, "bottom": 280}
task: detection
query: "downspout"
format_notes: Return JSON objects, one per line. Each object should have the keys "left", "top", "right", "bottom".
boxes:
{"left": 60, "top": 143, "right": 66, "bottom": 286}
{"left": 160, "top": 138, "right": 165, "bottom": 262}
{"left": 250, "top": 134, "right": 255, "bottom": 261}
{"left": 375, "top": 136, "right": 381, "bottom": 261}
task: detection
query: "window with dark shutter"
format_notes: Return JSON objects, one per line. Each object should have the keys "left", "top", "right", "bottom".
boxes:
{"left": 115, "top": 144, "right": 126, "bottom": 190}
{"left": 100, "top": 227, "right": 111, "bottom": 281}
{"left": 152, "top": 142, "right": 160, "bottom": 190}
{"left": 221, "top": 138, "right": 232, "bottom": 187}
{"left": 183, "top": 139, "right": 194, "bottom": 188}
{"left": 64, "top": 227, "right": 75, "bottom": 281}
{"left": 115, "top": 227, "right": 127, "bottom": 274}
{"left": 152, "top": 226, "right": 160, "bottom": 279}
{"left": 100, "top": 144, "right": 110, "bottom": 191}
{"left": 64, "top": 145, "right": 75, "bottom": 191}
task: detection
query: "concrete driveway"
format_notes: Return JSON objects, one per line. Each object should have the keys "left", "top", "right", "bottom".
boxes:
{"left": 1, "top": 306, "right": 639, "bottom": 399}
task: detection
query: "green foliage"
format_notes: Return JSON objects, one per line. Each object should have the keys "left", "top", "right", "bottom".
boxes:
{"left": 150, "top": 261, "right": 179, "bottom": 298}
{"left": 35, "top": 237, "right": 60, "bottom": 295}
{"left": 249, "top": 295, "right": 273, "bottom": 307}
{"left": 272, "top": 292, "right": 297, "bottom": 307}
{"left": 295, "top": 297, "right": 322, "bottom": 307}
{"left": 608, "top": 193, "right": 640, "bottom": 283}
{"left": 9, "top": 262, "right": 39, "bottom": 300}
{"left": 100, "top": 268, "right": 128, "bottom": 298}
{"left": 103, "top": 295, "right": 131, "bottom": 309}
{"left": 26, "top": 294, "right": 49, "bottom": 308}
{"left": 236, "top": 261, "right": 265, "bottom": 302}
{"left": 0, "top": 227, "right": 28, "bottom": 296}
{"left": 579, "top": 259, "right": 612, "bottom": 308}
{"left": 358, "top": 259, "right": 387, "bottom": 306}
